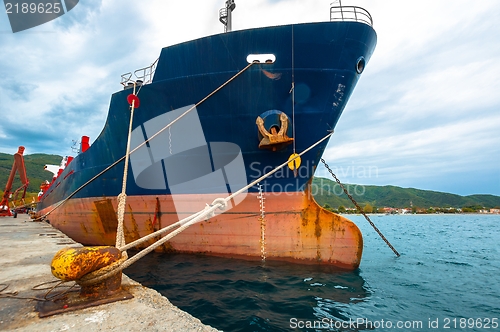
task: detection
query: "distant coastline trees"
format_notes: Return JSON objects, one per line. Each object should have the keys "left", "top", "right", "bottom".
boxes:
{"left": 321, "top": 203, "right": 500, "bottom": 214}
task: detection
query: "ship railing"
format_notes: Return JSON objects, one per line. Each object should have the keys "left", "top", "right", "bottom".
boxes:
{"left": 330, "top": 5, "right": 373, "bottom": 27}
{"left": 120, "top": 58, "right": 159, "bottom": 88}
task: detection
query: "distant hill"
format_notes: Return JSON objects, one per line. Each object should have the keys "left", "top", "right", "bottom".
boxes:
{"left": 0, "top": 152, "right": 62, "bottom": 194}
{"left": 312, "top": 177, "right": 500, "bottom": 209}
{"left": 1, "top": 152, "right": 499, "bottom": 209}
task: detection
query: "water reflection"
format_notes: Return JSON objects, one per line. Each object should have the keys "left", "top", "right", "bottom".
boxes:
{"left": 125, "top": 253, "right": 371, "bottom": 331}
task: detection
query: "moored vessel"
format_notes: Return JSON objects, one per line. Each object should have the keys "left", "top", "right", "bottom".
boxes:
{"left": 36, "top": 1, "right": 377, "bottom": 269}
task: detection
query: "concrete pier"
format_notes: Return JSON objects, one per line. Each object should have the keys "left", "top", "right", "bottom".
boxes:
{"left": 0, "top": 215, "right": 218, "bottom": 331}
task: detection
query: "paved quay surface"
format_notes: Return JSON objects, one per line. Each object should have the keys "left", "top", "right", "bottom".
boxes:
{"left": 0, "top": 215, "right": 218, "bottom": 332}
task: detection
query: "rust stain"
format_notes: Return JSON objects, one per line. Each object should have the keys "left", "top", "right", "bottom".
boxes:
{"left": 122, "top": 219, "right": 135, "bottom": 244}
{"left": 261, "top": 68, "right": 282, "bottom": 80}
{"left": 140, "top": 200, "right": 170, "bottom": 252}
{"left": 152, "top": 197, "right": 161, "bottom": 228}
{"left": 93, "top": 199, "right": 118, "bottom": 234}
{"left": 80, "top": 222, "right": 89, "bottom": 235}
{"left": 144, "top": 217, "right": 162, "bottom": 250}
{"left": 329, "top": 216, "right": 338, "bottom": 231}
{"left": 162, "top": 241, "right": 176, "bottom": 253}
{"left": 127, "top": 203, "right": 141, "bottom": 244}
{"left": 314, "top": 215, "right": 322, "bottom": 239}
{"left": 152, "top": 198, "right": 173, "bottom": 252}
{"left": 296, "top": 180, "right": 363, "bottom": 269}
{"left": 301, "top": 211, "right": 308, "bottom": 227}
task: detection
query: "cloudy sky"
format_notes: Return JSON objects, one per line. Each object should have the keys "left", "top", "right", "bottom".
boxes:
{"left": 0, "top": 0, "right": 498, "bottom": 196}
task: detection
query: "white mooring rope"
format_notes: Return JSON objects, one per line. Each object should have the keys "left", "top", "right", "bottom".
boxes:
{"left": 35, "top": 62, "right": 256, "bottom": 222}
{"left": 81, "top": 131, "right": 334, "bottom": 284}
{"left": 39, "top": 60, "right": 334, "bottom": 285}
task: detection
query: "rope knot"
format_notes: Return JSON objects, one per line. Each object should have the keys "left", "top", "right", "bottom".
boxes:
{"left": 211, "top": 198, "right": 228, "bottom": 211}
{"left": 202, "top": 198, "right": 228, "bottom": 221}
{"left": 77, "top": 252, "right": 128, "bottom": 286}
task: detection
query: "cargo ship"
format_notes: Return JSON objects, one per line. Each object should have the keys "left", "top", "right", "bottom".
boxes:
{"left": 36, "top": 1, "right": 377, "bottom": 269}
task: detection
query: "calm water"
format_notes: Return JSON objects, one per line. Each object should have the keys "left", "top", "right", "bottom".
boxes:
{"left": 125, "top": 215, "right": 500, "bottom": 331}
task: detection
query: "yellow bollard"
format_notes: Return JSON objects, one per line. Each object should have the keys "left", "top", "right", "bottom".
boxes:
{"left": 38, "top": 246, "right": 132, "bottom": 317}
{"left": 51, "top": 246, "right": 121, "bottom": 281}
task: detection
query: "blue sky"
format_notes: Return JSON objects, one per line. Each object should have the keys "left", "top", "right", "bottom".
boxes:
{"left": 0, "top": 0, "right": 499, "bottom": 196}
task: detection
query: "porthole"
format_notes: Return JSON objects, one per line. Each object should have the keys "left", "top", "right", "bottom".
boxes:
{"left": 356, "top": 56, "right": 365, "bottom": 74}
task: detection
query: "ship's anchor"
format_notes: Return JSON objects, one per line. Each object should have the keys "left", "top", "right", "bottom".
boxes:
{"left": 256, "top": 112, "right": 294, "bottom": 151}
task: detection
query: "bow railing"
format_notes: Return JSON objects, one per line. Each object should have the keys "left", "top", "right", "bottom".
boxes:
{"left": 121, "top": 58, "right": 159, "bottom": 87}
{"left": 330, "top": 5, "right": 373, "bottom": 26}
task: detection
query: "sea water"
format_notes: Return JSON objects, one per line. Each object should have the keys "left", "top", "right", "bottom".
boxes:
{"left": 125, "top": 214, "right": 500, "bottom": 331}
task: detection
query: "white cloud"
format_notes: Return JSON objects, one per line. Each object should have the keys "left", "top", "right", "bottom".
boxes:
{"left": 320, "top": 0, "right": 500, "bottom": 195}
{"left": 0, "top": 0, "right": 499, "bottom": 195}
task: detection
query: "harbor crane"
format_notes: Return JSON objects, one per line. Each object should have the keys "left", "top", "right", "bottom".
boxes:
{"left": 0, "top": 146, "right": 29, "bottom": 217}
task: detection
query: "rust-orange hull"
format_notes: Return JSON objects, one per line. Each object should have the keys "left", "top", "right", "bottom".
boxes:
{"left": 38, "top": 188, "right": 363, "bottom": 270}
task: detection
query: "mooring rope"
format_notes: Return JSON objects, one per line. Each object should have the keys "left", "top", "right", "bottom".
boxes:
{"left": 290, "top": 25, "right": 296, "bottom": 156}
{"left": 114, "top": 83, "right": 139, "bottom": 261}
{"left": 0, "top": 281, "right": 77, "bottom": 302}
{"left": 34, "top": 62, "right": 256, "bottom": 221}
{"left": 118, "top": 131, "right": 333, "bottom": 253}
{"left": 79, "top": 132, "right": 334, "bottom": 284}
{"left": 33, "top": 59, "right": 337, "bottom": 285}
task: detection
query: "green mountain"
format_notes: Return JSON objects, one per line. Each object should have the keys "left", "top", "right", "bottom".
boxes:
{"left": 0, "top": 152, "right": 62, "bottom": 195}
{"left": 1, "top": 152, "right": 499, "bottom": 209}
{"left": 312, "top": 177, "right": 500, "bottom": 209}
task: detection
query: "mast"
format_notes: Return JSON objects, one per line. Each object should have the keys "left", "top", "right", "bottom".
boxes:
{"left": 219, "top": 0, "right": 236, "bottom": 33}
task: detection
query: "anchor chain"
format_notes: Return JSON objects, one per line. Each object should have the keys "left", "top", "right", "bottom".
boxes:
{"left": 320, "top": 158, "right": 400, "bottom": 257}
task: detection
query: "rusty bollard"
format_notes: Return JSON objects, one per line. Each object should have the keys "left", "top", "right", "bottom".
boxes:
{"left": 51, "top": 246, "right": 123, "bottom": 298}
{"left": 37, "top": 246, "right": 132, "bottom": 317}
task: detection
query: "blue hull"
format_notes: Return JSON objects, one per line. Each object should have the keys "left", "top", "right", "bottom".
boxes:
{"left": 38, "top": 20, "right": 376, "bottom": 210}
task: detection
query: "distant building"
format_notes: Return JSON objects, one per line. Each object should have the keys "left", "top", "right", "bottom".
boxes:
{"left": 490, "top": 209, "right": 500, "bottom": 214}
{"left": 382, "top": 207, "right": 397, "bottom": 214}
{"left": 381, "top": 207, "right": 412, "bottom": 214}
